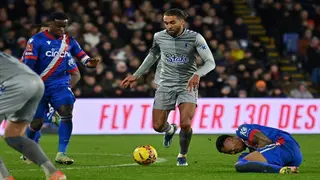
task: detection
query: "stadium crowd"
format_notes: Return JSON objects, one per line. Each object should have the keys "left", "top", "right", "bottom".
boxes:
{"left": 0, "top": 0, "right": 316, "bottom": 98}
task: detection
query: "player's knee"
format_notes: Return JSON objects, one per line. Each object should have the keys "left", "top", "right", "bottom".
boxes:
{"left": 180, "top": 120, "right": 191, "bottom": 132}
{"left": 234, "top": 159, "right": 247, "bottom": 172}
{"left": 57, "top": 105, "right": 73, "bottom": 117}
{"left": 153, "top": 122, "right": 165, "bottom": 132}
{"left": 30, "top": 118, "right": 44, "bottom": 131}
{"left": 234, "top": 163, "right": 242, "bottom": 172}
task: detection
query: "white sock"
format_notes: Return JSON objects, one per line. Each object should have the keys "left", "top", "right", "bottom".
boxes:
{"left": 167, "top": 125, "right": 174, "bottom": 135}
{"left": 178, "top": 153, "right": 186, "bottom": 158}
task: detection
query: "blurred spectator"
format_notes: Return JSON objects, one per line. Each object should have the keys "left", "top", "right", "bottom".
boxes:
{"left": 306, "top": 37, "right": 320, "bottom": 87}
{"left": 0, "top": 0, "right": 315, "bottom": 98}
{"left": 232, "top": 17, "right": 248, "bottom": 40}
{"left": 248, "top": 36, "right": 267, "bottom": 64}
{"left": 290, "top": 82, "right": 313, "bottom": 98}
{"left": 250, "top": 80, "right": 268, "bottom": 98}
{"left": 230, "top": 41, "right": 245, "bottom": 61}
{"left": 270, "top": 87, "right": 287, "bottom": 98}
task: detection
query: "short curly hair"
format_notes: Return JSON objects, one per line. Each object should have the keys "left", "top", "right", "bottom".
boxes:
{"left": 216, "top": 135, "right": 232, "bottom": 153}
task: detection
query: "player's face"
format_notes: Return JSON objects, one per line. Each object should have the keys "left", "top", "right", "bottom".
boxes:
{"left": 221, "top": 137, "right": 246, "bottom": 155}
{"left": 163, "top": 15, "right": 184, "bottom": 37}
{"left": 50, "top": 20, "right": 68, "bottom": 37}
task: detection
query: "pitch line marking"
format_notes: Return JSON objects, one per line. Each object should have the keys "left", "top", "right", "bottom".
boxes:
{"left": 9, "top": 154, "right": 167, "bottom": 172}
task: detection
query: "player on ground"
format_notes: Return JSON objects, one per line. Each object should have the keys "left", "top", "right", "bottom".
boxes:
{"left": 0, "top": 52, "right": 66, "bottom": 180}
{"left": 121, "top": 8, "right": 216, "bottom": 166}
{"left": 21, "top": 12, "right": 99, "bottom": 165}
{"left": 216, "top": 124, "right": 302, "bottom": 174}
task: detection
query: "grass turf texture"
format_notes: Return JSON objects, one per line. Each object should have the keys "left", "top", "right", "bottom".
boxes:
{"left": 1, "top": 135, "right": 319, "bottom": 180}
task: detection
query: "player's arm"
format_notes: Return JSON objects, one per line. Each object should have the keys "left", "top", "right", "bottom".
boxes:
{"left": 236, "top": 124, "right": 273, "bottom": 148}
{"left": 251, "top": 131, "right": 273, "bottom": 148}
{"left": 22, "top": 38, "right": 39, "bottom": 70}
{"left": 120, "top": 34, "right": 160, "bottom": 88}
{"left": 186, "top": 34, "right": 216, "bottom": 91}
{"left": 194, "top": 34, "right": 216, "bottom": 77}
{"left": 67, "top": 58, "right": 80, "bottom": 88}
{"left": 132, "top": 34, "right": 160, "bottom": 79}
{"left": 69, "top": 37, "right": 99, "bottom": 68}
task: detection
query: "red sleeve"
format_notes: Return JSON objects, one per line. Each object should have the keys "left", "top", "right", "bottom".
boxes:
{"left": 248, "top": 129, "right": 260, "bottom": 141}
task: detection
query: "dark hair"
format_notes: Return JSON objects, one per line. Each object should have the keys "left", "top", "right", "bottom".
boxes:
{"left": 31, "top": 23, "right": 49, "bottom": 34}
{"left": 216, "top": 135, "right": 232, "bottom": 153}
{"left": 164, "top": 8, "right": 188, "bottom": 20}
{"left": 48, "top": 12, "right": 68, "bottom": 21}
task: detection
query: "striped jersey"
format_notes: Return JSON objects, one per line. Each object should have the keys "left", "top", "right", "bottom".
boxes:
{"left": 22, "top": 30, "right": 87, "bottom": 87}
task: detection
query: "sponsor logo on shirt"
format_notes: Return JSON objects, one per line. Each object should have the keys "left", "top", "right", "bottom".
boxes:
{"left": 45, "top": 48, "right": 71, "bottom": 58}
{"left": 165, "top": 54, "right": 189, "bottom": 64}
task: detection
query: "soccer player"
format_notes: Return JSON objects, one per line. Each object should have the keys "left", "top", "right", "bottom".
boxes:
{"left": 121, "top": 8, "right": 216, "bottom": 166}
{"left": 216, "top": 124, "right": 302, "bottom": 174}
{"left": 21, "top": 12, "right": 99, "bottom": 165}
{"left": 0, "top": 52, "right": 66, "bottom": 180}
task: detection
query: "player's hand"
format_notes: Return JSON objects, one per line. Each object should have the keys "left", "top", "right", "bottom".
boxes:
{"left": 187, "top": 74, "right": 200, "bottom": 92}
{"left": 120, "top": 75, "right": 138, "bottom": 88}
{"left": 86, "top": 57, "right": 100, "bottom": 68}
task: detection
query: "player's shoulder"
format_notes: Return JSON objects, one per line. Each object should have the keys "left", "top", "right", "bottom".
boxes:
{"left": 185, "top": 29, "right": 199, "bottom": 36}
{"left": 67, "top": 34, "right": 76, "bottom": 41}
{"left": 28, "top": 32, "right": 46, "bottom": 44}
{"left": 154, "top": 30, "right": 166, "bottom": 39}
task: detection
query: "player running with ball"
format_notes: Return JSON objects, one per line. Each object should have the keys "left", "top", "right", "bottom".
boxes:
{"left": 121, "top": 8, "right": 216, "bottom": 166}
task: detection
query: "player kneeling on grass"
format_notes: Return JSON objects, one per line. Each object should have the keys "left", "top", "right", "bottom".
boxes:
{"left": 216, "top": 124, "right": 302, "bottom": 174}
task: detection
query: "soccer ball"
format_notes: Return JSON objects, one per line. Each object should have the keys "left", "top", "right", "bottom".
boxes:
{"left": 133, "top": 145, "right": 158, "bottom": 165}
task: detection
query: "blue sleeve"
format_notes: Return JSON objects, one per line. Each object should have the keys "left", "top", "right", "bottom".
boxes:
{"left": 69, "top": 37, "right": 90, "bottom": 65}
{"left": 22, "top": 37, "right": 39, "bottom": 71}
{"left": 67, "top": 58, "right": 79, "bottom": 73}
{"left": 236, "top": 124, "right": 259, "bottom": 141}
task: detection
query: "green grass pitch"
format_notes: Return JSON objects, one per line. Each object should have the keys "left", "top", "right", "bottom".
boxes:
{"left": 1, "top": 134, "right": 320, "bottom": 180}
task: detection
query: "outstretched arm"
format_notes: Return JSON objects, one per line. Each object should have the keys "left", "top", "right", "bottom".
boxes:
{"left": 133, "top": 34, "right": 160, "bottom": 78}
{"left": 133, "top": 53, "right": 159, "bottom": 78}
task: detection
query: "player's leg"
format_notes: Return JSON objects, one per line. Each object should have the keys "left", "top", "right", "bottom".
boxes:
{"left": 235, "top": 145, "right": 298, "bottom": 174}
{"left": 176, "top": 89, "right": 197, "bottom": 166}
{"left": 33, "top": 108, "right": 61, "bottom": 144}
{"left": 0, "top": 120, "right": 11, "bottom": 179}
{"left": 2, "top": 74, "right": 66, "bottom": 179}
{"left": 0, "top": 157, "right": 14, "bottom": 180}
{"left": 153, "top": 88, "right": 178, "bottom": 148}
{"left": 22, "top": 100, "right": 47, "bottom": 164}
{"left": 52, "top": 86, "right": 75, "bottom": 165}
{"left": 176, "top": 102, "right": 195, "bottom": 166}
{"left": 25, "top": 100, "right": 47, "bottom": 144}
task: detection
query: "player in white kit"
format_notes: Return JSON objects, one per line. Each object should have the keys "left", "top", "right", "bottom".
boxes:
{"left": 0, "top": 52, "right": 66, "bottom": 180}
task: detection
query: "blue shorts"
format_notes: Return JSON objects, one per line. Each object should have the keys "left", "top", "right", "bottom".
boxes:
{"left": 257, "top": 137, "right": 302, "bottom": 167}
{"left": 34, "top": 85, "right": 75, "bottom": 119}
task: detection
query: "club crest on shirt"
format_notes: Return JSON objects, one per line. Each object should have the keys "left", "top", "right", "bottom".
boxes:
{"left": 240, "top": 126, "right": 248, "bottom": 137}
{"left": 0, "top": 81, "right": 7, "bottom": 96}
